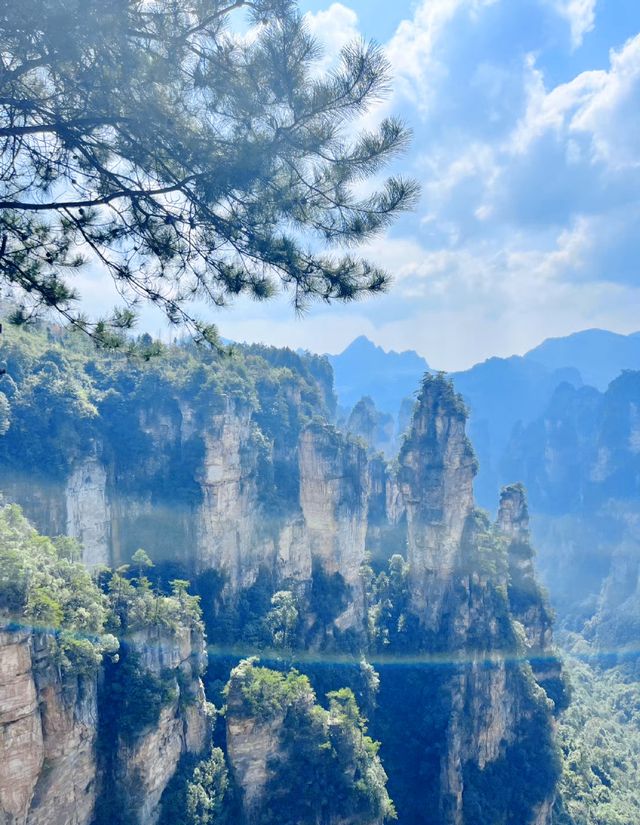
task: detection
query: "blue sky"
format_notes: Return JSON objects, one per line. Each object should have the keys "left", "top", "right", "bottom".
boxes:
{"left": 84, "top": 1, "right": 640, "bottom": 369}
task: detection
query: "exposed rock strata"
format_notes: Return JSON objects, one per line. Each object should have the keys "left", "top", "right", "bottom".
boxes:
{"left": 0, "top": 625, "right": 208, "bottom": 825}
{"left": 394, "top": 376, "right": 559, "bottom": 825}
{"left": 113, "top": 626, "right": 209, "bottom": 825}
{"left": 0, "top": 631, "right": 97, "bottom": 825}
{"left": 398, "top": 376, "right": 476, "bottom": 623}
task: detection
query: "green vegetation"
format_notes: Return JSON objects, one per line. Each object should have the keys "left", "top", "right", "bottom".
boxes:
{"left": 0, "top": 323, "right": 334, "bottom": 562}
{"left": 363, "top": 553, "right": 413, "bottom": 651}
{"left": 228, "top": 659, "right": 396, "bottom": 825}
{"left": 100, "top": 650, "right": 178, "bottom": 745}
{"left": 105, "top": 568, "right": 202, "bottom": 637}
{"left": 228, "top": 658, "right": 314, "bottom": 721}
{"left": 266, "top": 591, "right": 300, "bottom": 653}
{"left": 160, "top": 745, "right": 231, "bottom": 825}
{"left": 0, "top": 501, "right": 202, "bottom": 734}
{"left": 0, "top": 504, "right": 117, "bottom": 673}
{"left": 307, "top": 560, "right": 355, "bottom": 648}
{"left": 553, "top": 657, "right": 640, "bottom": 825}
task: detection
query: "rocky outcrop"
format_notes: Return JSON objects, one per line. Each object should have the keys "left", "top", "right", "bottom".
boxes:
{"left": 226, "top": 708, "right": 283, "bottom": 817}
{"left": 391, "top": 375, "right": 560, "bottom": 825}
{"left": 498, "top": 484, "right": 553, "bottom": 653}
{"left": 0, "top": 624, "right": 208, "bottom": 825}
{"left": 398, "top": 375, "right": 476, "bottom": 623}
{"left": 196, "top": 414, "right": 372, "bottom": 624}
{"left": 2, "top": 399, "right": 371, "bottom": 635}
{"left": 0, "top": 631, "right": 97, "bottom": 825}
{"left": 0, "top": 630, "right": 45, "bottom": 824}
{"left": 298, "top": 424, "right": 370, "bottom": 629}
{"left": 194, "top": 404, "right": 264, "bottom": 588}
{"left": 225, "top": 660, "right": 392, "bottom": 825}
{"left": 113, "top": 626, "right": 209, "bottom": 825}
{"left": 346, "top": 396, "right": 395, "bottom": 457}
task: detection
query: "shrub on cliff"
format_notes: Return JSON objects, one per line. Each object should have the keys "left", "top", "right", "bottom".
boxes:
{"left": 159, "top": 745, "right": 231, "bottom": 825}
{"left": 0, "top": 504, "right": 117, "bottom": 673}
{"left": 226, "top": 659, "right": 396, "bottom": 824}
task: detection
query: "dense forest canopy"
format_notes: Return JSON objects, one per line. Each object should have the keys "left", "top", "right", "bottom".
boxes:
{"left": 0, "top": 0, "right": 417, "bottom": 344}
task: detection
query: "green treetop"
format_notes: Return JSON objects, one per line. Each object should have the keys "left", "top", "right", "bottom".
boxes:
{"left": 0, "top": 0, "right": 418, "bottom": 344}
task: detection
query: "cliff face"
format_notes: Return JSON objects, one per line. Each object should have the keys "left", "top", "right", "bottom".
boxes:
{"left": 224, "top": 659, "right": 393, "bottom": 825}
{"left": 504, "top": 371, "right": 640, "bottom": 654}
{"left": 498, "top": 484, "right": 553, "bottom": 653}
{"left": 0, "top": 333, "right": 563, "bottom": 825}
{"left": 111, "top": 626, "right": 208, "bottom": 825}
{"left": 0, "top": 630, "right": 97, "bottom": 825}
{"left": 381, "top": 375, "right": 561, "bottom": 825}
{"left": 0, "top": 625, "right": 208, "bottom": 825}
{"left": 0, "top": 341, "right": 370, "bottom": 635}
{"left": 398, "top": 377, "right": 476, "bottom": 625}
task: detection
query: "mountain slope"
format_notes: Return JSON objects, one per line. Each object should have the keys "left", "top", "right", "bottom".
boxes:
{"left": 450, "top": 357, "right": 582, "bottom": 508}
{"left": 524, "top": 329, "right": 640, "bottom": 390}
{"left": 0, "top": 326, "right": 562, "bottom": 825}
{"left": 504, "top": 371, "right": 640, "bottom": 650}
{"left": 327, "top": 336, "right": 430, "bottom": 414}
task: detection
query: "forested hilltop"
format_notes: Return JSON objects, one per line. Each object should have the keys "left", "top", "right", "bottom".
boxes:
{"left": 0, "top": 323, "right": 567, "bottom": 825}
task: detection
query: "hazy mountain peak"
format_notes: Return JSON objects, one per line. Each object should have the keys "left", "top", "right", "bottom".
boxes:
{"left": 524, "top": 328, "right": 640, "bottom": 390}
{"left": 335, "top": 335, "right": 429, "bottom": 365}
{"left": 328, "top": 336, "right": 430, "bottom": 413}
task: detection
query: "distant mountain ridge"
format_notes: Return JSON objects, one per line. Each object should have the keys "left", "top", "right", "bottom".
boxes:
{"left": 523, "top": 328, "right": 640, "bottom": 390}
{"left": 326, "top": 335, "right": 430, "bottom": 414}
{"left": 327, "top": 328, "right": 640, "bottom": 508}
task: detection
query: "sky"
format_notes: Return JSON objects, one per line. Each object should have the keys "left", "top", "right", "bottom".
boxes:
{"left": 89, "top": 1, "right": 640, "bottom": 370}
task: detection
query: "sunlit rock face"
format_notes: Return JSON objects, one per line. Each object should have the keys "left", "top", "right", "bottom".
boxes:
{"left": 298, "top": 424, "right": 370, "bottom": 629}
{"left": 2, "top": 392, "right": 374, "bottom": 633}
{"left": 0, "top": 630, "right": 45, "bottom": 824}
{"left": 0, "top": 631, "right": 97, "bottom": 825}
{"left": 0, "top": 625, "right": 208, "bottom": 825}
{"left": 398, "top": 375, "right": 477, "bottom": 624}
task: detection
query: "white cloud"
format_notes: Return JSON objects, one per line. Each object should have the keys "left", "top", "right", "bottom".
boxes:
{"left": 508, "top": 33, "right": 640, "bottom": 173}
{"left": 232, "top": 2, "right": 640, "bottom": 368}
{"left": 123, "top": 0, "right": 640, "bottom": 370}
{"left": 549, "top": 0, "right": 597, "bottom": 49}
{"left": 509, "top": 56, "right": 606, "bottom": 155}
{"left": 304, "top": 3, "right": 360, "bottom": 73}
{"left": 355, "top": 220, "right": 640, "bottom": 370}
{"left": 384, "top": 0, "right": 498, "bottom": 110}
{"left": 571, "top": 33, "right": 640, "bottom": 168}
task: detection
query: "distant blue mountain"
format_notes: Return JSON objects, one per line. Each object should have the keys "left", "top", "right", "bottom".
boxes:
{"left": 450, "top": 357, "right": 582, "bottom": 508}
{"left": 524, "top": 328, "right": 640, "bottom": 390}
{"left": 327, "top": 335, "right": 429, "bottom": 414}
{"left": 327, "top": 329, "right": 640, "bottom": 508}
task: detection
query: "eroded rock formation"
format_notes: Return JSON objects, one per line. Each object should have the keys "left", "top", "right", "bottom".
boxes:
{"left": 0, "top": 625, "right": 208, "bottom": 825}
